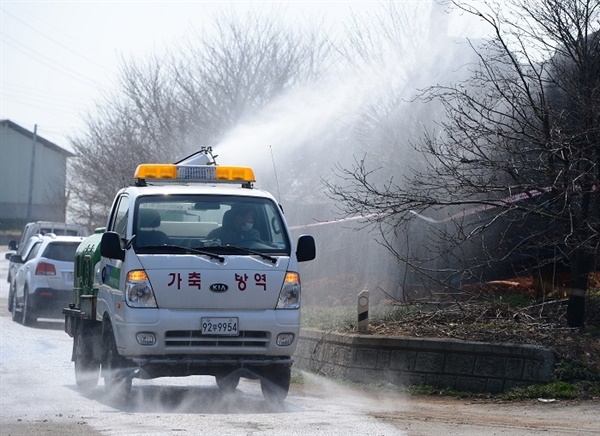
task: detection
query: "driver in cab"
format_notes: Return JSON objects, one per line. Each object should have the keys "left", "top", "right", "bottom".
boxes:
{"left": 207, "top": 205, "right": 261, "bottom": 245}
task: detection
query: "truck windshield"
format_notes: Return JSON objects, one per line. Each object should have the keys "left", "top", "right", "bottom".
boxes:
{"left": 133, "top": 195, "right": 290, "bottom": 255}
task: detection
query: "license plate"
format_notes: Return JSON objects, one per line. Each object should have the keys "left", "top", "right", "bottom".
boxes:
{"left": 64, "top": 272, "right": 74, "bottom": 282}
{"left": 201, "top": 317, "right": 239, "bottom": 336}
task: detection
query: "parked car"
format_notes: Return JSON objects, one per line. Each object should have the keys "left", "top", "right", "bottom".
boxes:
{"left": 6, "top": 221, "right": 88, "bottom": 289}
{"left": 9, "top": 234, "right": 84, "bottom": 326}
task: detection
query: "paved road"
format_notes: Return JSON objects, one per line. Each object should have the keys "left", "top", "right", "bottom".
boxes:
{"left": 1, "top": 249, "right": 599, "bottom": 435}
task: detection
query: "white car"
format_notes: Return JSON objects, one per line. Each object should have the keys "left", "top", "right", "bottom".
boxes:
{"left": 10, "top": 234, "right": 84, "bottom": 326}
{"left": 6, "top": 221, "right": 88, "bottom": 286}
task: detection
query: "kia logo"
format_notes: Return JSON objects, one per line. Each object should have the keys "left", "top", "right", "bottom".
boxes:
{"left": 209, "top": 283, "right": 228, "bottom": 293}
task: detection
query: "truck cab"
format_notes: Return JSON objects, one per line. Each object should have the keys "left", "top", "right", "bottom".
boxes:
{"left": 64, "top": 149, "right": 315, "bottom": 402}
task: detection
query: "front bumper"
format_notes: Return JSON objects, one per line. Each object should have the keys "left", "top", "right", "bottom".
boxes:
{"left": 129, "top": 355, "right": 293, "bottom": 379}
{"left": 113, "top": 308, "right": 300, "bottom": 358}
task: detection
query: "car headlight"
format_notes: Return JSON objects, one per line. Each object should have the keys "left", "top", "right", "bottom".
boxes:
{"left": 276, "top": 271, "right": 300, "bottom": 309}
{"left": 125, "top": 270, "right": 157, "bottom": 308}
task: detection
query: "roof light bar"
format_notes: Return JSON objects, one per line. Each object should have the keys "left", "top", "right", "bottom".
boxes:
{"left": 134, "top": 164, "right": 256, "bottom": 185}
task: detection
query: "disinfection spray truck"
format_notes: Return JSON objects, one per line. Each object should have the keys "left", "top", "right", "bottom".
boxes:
{"left": 63, "top": 148, "right": 316, "bottom": 402}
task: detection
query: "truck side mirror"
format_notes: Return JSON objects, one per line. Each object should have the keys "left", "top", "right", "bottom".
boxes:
{"left": 101, "top": 231, "right": 125, "bottom": 261}
{"left": 8, "top": 240, "right": 17, "bottom": 251}
{"left": 10, "top": 254, "right": 24, "bottom": 264}
{"left": 296, "top": 235, "right": 316, "bottom": 262}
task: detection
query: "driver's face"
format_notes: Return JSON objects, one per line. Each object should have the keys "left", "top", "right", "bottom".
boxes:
{"left": 234, "top": 211, "right": 253, "bottom": 229}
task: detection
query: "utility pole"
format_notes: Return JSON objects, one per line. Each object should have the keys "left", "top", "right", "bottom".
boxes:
{"left": 26, "top": 124, "right": 38, "bottom": 222}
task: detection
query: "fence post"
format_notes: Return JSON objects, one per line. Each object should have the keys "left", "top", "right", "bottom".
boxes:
{"left": 357, "top": 290, "right": 370, "bottom": 333}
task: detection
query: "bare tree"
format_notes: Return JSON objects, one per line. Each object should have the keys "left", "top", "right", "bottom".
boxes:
{"left": 326, "top": 0, "right": 599, "bottom": 327}
{"left": 173, "top": 10, "right": 330, "bottom": 145}
{"left": 67, "top": 9, "right": 330, "bottom": 229}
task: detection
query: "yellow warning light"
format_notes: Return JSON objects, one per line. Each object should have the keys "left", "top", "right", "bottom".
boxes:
{"left": 135, "top": 164, "right": 177, "bottom": 180}
{"left": 215, "top": 166, "right": 256, "bottom": 182}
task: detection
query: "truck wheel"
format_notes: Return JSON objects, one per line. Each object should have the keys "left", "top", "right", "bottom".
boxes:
{"left": 7, "top": 280, "right": 14, "bottom": 312}
{"left": 260, "top": 365, "right": 291, "bottom": 403}
{"left": 74, "top": 323, "right": 100, "bottom": 390}
{"left": 22, "top": 287, "right": 37, "bottom": 326}
{"left": 11, "top": 292, "right": 22, "bottom": 323}
{"left": 215, "top": 372, "right": 240, "bottom": 393}
{"left": 103, "top": 326, "right": 132, "bottom": 397}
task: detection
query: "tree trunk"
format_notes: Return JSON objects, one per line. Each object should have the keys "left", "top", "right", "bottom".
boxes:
{"left": 566, "top": 252, "right": 591, "bottom": 328}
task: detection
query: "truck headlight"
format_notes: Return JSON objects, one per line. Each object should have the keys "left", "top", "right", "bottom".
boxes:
{"left": 276, "top": 271, "right": 300, "bottom": 309}
{"left": 276, "top": 333, "right": 295, "bottom": 346}
{"left": 136, "top": 332, "right": 156, "bottom": 345}
{"left": 125, "top": 270, "right": 157, "bottom": 308}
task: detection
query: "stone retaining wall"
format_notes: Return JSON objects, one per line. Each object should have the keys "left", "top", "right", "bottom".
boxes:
{"left": 294, "top": 329, "right": 555, "bottom": 393}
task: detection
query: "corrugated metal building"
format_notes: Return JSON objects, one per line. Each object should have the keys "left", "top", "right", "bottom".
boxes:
{"left": 0, "top": 120, "right": 74, "bottom": 225}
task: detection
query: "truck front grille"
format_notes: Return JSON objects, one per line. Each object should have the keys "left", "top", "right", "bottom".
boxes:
{"left": 165, "top": 330, "right": 269, "bottom": 348}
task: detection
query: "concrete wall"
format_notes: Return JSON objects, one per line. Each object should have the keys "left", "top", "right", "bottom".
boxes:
{"left": 294, "top": 329, "right": 555, "bottom": 393}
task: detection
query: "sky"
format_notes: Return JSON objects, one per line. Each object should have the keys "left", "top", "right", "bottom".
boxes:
{"left": 0, "top": 0, "right": 394, "bottom": 151}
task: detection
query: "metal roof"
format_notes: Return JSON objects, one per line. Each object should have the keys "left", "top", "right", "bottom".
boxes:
{"left": 0, "top": 119, "right": 74, "bottom": 157}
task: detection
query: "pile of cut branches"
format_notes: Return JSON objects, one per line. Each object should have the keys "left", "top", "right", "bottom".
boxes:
{"left": 367, "top": 292, "right": 600, "bottom": 372}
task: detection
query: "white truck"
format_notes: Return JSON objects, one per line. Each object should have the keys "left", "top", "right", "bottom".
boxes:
{"left": 63, "top": 149, "right": 316, "bottom": 402}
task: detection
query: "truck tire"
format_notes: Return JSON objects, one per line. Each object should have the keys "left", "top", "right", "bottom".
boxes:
{"left": 260, "top": 365, "right": 291, "bottom": 403}
{"left": 103, "top": 325, "right": 132, "bottom": 397}
{"left": 11, "top": 292, "right": 22, "bottom": 323}
{"left": 74, "top": 323, "right": 100, "bottom": 390}
{"left": 215, "top": 372, "right": 240, "bottom": 393}
{"left": 7, "top": 280, "right": 14, "bottom": 312}
{"left": 22, "top": 287, "right": 37, "bottom": 327}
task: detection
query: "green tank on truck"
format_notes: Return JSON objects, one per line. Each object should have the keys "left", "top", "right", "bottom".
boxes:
{"left": 72, "top": 229, "right": 104, "bottom": 307}
{"left": 64, "top": 229, "right": 106, "bottom": 391}
{"left": 62, "top": 148, "right": 316, "bottom": 403}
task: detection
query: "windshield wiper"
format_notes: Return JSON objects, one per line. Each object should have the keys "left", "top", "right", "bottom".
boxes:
{"left": 124, "top": 235, "right": 136, "bottom": 249}
{"left": 138, "top": 244, "right": 225, "bottom": 263}
{"left": 224, "top": 245, "right": 277, "bottom": 264}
